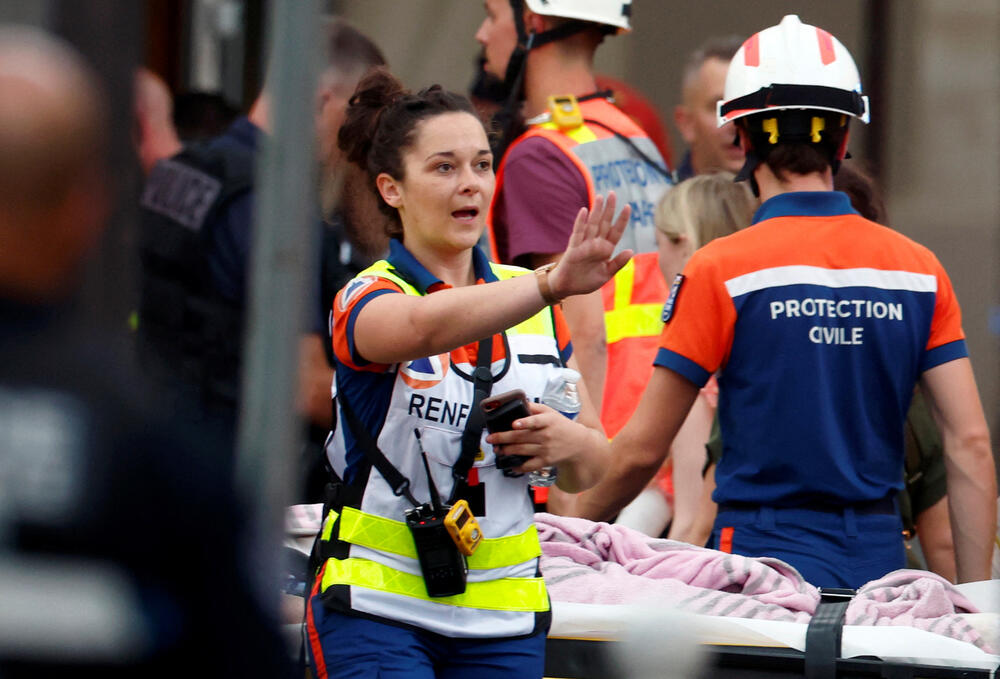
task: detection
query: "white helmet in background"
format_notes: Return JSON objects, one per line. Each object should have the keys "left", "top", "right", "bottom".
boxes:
{"left": 522, "top": 0, "right": 631, "bottom": 33}
{"left": 717, "top": 15, "right": 868, "bottom": 128}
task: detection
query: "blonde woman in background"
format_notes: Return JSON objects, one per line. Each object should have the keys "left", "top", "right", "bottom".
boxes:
{"left": 616, "top": 172, "right": 756, "bottom": 542}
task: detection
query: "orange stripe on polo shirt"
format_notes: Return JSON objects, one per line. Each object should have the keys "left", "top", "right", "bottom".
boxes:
{"left": 719, "top": 526, "right": 734, "bottom": 554}
{"left": 659, "top": 213, "right": 965, "bottom": 375}
{"left": 306, "top": 564, "right": 329, "bottom": 679}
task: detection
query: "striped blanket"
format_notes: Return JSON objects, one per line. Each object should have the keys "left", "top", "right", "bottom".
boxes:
{"left": 537, "top": 513, "right": 993, "bottom": 652}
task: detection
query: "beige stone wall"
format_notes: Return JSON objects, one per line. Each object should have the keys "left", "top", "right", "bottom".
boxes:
{"left": 882, "top": 0, "right": 1000, "bottom": 439}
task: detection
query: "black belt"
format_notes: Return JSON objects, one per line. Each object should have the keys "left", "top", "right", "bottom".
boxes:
{"left": 718, "top": 495, "right": 896, "bottom": 517}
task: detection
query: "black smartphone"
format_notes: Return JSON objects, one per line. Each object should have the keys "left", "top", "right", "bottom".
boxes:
{"left": 481, "top": 389, "right": 531, "bottom": 470}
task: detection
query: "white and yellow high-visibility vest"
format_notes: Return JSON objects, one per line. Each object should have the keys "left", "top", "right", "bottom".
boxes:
{"left": 320, "top": 258, "right": 562, "bottom": 638}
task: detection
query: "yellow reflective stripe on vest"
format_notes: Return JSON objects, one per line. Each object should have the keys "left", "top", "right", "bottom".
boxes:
{"left": 613, "top": 258, "right": 635, "bottom": 310}
{"left": 605, "top": 303, "right": 665, "bottom": 344}
{"left": 605, "top": 259, "right": 665, "bottom": 343}
{"left": 321, "top": 509, "right": 339, "bottom": 542}
{"left": 339, "top": 507, "right": 541, "bottom": 570}
{"left": 537, "top": 120, "right": 599, "bottom": 145}
{"left": 491, "top": 265, "right": 555, "bottom": 337}
{"left": 321, "top": 557, "right": 549, "bottom": 612}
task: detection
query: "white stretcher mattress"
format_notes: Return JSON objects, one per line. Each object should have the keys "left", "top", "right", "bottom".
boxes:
{"left": 548, "top": 580, "right": 1000, "bottom": 673}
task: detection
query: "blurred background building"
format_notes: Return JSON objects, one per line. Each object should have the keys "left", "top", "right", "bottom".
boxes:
{"left": 2, "top": 0, "right": 997, "bottom": 461}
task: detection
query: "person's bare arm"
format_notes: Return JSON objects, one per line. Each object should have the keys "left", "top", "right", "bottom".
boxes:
{"left": 297, "top": 333, "right": 333, "bottom": 429}
{"left": 914, "top": 496, "right": 957, "bottom": 583}
{"left": 532, "top": 251, "right": 607, "bottom": 414}
{"left": 664, "top": 391, "right": 713, "bottom": 542}
{"left": 920, "top": 358, "right": 997, "bottom": 583}
{"left": 355, "top": 196, "right": 631, "bottom": 365}
{"left": 569, "top": 367, "right": 699, "bottom": 522}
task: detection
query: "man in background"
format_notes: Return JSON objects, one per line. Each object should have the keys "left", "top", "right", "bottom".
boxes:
{"left": 477, "top": 0, "right": 672, "bottom": 446}
{"left": 574, "top": 16, "right": 995, "bottom": 587}
{"left": 137, "top": 19, "right": 385, "bottom": 497}
{"left": 673, "top": 35, "right": 745, "bottom": 182}
{"left": 133, "top": 67, "right": 182, "bottom": 174}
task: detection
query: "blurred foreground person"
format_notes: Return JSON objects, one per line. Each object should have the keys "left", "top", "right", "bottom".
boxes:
{"left": 0, "top": 26, "right": 290, "bottom": 676}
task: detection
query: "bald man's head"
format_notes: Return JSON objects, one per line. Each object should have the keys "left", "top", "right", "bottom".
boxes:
{"left": 0, "top": 26, "right": 110, "bottom": 300}
{"left": 0, "top": 27, "right": 107, "bottom": 213}
{"left": 134, "top": 67, "right": 181, "bottom": 172}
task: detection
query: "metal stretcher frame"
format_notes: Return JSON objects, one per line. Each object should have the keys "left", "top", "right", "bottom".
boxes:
{"left": 544, "top": 637, "right": 995, "bottom": 679}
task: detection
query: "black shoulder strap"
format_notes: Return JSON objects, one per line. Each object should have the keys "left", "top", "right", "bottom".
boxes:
{"left": 337, "top": 392, "right": 419, "bottom": 507}
{"left": 582, "top": 116, "right": 674, "bottom": 182}
{"left": 450, "top": 334, "right": 495, "bottom": 503}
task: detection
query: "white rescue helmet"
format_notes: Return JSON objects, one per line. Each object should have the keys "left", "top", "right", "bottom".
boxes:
{"left": 523, "top": 0, "right": 631, "bottom": 33}
{"left": 717, "top": 15, "right": 869, "bottom": 128}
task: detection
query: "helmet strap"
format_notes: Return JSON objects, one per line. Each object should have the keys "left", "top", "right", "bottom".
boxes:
{"left": 734, "top": 149, "right": 762, "bottom": 197}
{"left": 493, "top": 1, "right": 606, "bottom": 164}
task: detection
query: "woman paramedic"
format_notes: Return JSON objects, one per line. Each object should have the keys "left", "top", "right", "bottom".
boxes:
{"left": 306, "top": 69, "right": 629, "bottom": 679}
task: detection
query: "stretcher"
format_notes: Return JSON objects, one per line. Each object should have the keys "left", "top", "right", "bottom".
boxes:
{"left": 544, "top": 581, "right": 1000, "bottom": 679}
{"left": 284, "top": 505, "right": 999, "bottom": 677}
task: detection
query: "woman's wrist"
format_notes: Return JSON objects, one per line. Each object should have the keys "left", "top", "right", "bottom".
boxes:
{"left": 534, "top": 262, "right": 563, "bottom": 305}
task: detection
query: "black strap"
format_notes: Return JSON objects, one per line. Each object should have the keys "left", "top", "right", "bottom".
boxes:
{"left": 338, "top": 393, "right": 420, "bottom": 506}
{"left": 720, "top": 83, "right": 865, "bottom": 119}
{"left": 450, "top": 334, "right": 495, "bottom": 503}
{"left": 582, "top": 116, "right": 674, "bottom": 182}
{"left": 528, "top": 20, "right": 600, "bottom": 49}
{"left": 804, "top": 588, "right": 854, "bottom": 679}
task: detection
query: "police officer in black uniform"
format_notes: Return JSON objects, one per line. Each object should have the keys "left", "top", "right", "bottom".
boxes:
{"left": 137, "top": 20, "right": 386, "bottom": 498}
{"left": 0, "top": 26, "right": 291, "bottom": 676}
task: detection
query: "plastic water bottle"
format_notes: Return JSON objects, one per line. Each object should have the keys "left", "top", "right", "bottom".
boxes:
{"left": 530, "top": 368, "right": 581, "bottom": 486}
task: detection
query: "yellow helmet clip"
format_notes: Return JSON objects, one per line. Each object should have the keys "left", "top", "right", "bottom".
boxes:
{"left": 810, "top": 116, "right": 826, "bottom": 143}
{"left": 762, "top": 117, "right": 779, "bottom": 144}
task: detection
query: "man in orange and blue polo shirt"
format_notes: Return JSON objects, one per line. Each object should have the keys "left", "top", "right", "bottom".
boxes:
{"left": 572, "top": 15, "right": 995, "bottom": 588}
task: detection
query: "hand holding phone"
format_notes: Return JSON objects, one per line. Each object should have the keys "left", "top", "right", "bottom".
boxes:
{"left": 481, "top": 389, "right": 532, "bottom": 471}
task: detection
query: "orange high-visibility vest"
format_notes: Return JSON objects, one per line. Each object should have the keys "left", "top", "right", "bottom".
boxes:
{"left": 600, "top": 252, "right": 669, "bottom": 437}
{"left": 488, "top": 98, "right": 672, "bottom": 437}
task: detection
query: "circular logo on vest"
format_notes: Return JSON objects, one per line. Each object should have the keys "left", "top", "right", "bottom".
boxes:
{"left": 400, "top": 353, "right": 451, "bottom": 389}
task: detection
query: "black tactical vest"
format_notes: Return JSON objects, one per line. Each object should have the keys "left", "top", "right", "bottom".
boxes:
{"left": 137, "top": 141, "right": 254, "bottom": 408}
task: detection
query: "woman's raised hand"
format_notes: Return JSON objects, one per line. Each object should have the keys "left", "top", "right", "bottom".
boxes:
{"left": 549, "top": 191, "right": 633, "bottom": 300}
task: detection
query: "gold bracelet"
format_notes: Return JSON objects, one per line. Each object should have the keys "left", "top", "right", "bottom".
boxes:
{"left": 534, "top": 262, "right": 561, "bottom": 305}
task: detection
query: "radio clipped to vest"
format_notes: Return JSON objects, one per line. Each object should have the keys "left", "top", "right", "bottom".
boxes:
{"left": 407, "top": 428, "right": 484, "bottom": 597}
{"left": 547, "top": 94, "right": 583, "bottom": 130}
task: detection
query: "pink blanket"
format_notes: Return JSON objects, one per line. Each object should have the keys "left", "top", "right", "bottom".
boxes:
{"left": 537, "top": 513, "right": 992, "bottom": 652}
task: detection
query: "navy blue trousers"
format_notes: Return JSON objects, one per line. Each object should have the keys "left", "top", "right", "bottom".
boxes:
{"left": 708, "top": 504, "right": 906, "bottom": 589}
{"left": 306, "top": 596, "right": 546, "bottom": 679}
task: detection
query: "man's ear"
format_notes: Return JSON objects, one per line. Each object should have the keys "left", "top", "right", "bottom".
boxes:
{"left": 525, "top": 10, "right": 546, "bottom": 35}
{"left": 376, "top": 172, "right": 402, "bottom": 208}
{"left": 674, "top": 104, "right": 695, "bottom": 144}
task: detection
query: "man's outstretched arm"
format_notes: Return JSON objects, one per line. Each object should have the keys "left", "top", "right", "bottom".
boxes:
{"left": 571, "top": 366, "right": 699, "bottom": 522}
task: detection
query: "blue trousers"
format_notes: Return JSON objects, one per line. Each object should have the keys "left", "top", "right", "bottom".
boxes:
{"left": 708, "top": 504, "right": 906, "bottom": 589}
{"left": 306, "top": 595, "right": 547, "bottom": 679}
